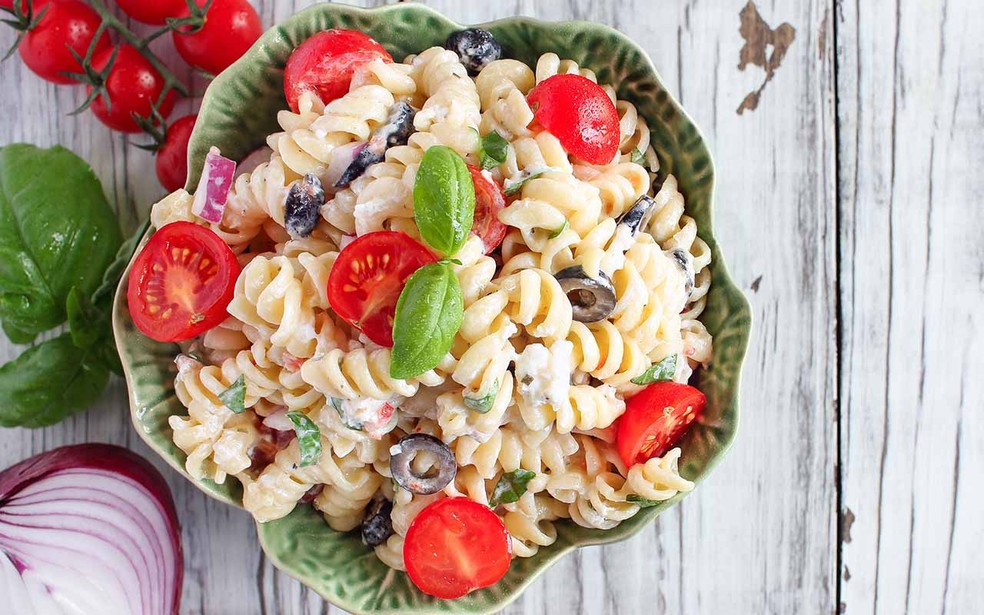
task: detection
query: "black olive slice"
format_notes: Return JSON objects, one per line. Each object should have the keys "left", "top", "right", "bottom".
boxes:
{"left": 390, "top": 433, "right": 456, "bottom": 495}
{"left": 336, "top": 102, "right": 417, "bottom": 188}
{"left": 444, "top": 28, "right": 503, "bottom": 75}
{"left": 361, "top": 498, "right": 394, "bottom": 547}
{"left": 616, "top": 194, "right": 657, "bottom": 236}
{"left": 284, "top": 173, "right": 325, "bottom": 238}
{"left": 554, "top": 265, "right": 617, "bottom": 322}
{"left": 666, "top": 248, "right": 695, "bottom": 298}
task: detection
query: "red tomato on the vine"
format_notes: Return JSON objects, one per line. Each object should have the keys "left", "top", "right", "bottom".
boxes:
{"left": 527, "top": 73, "right": 620, "bottom": 165}
{"left": 87, "top": 44, "right": 176, "bottom": 133}
{"left": 156, "top": 115, "right": 197, "bottom": 192}
{"left": 171, "top": 0, "right": 262, "bottom": 76}
{"left": 467, "top": 164, "right": 507, "bottom": 253}
{"left": 284, "top": 29, "right": 392, "bottom": 112}
{"left": 114, "top": 0, "right": 186, "bottom": 25}
{"left": 14, "top": 0, "right": 110, "bottom": 85}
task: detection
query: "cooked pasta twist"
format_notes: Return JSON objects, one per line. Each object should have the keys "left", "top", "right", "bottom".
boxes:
{"left": 300, "top": 347, "right": 455, "bottom": 400}
{"left": 410, "top": 47, "right": 481, "bottom": 158}
{"left": 567, "top": 320, "right": 650, "bottom": 387}
{"left": 476, "top": 59, "right": 536, "bottom": 139}
{"left": 499, "top": 268, "right": 573, "bottom": 343}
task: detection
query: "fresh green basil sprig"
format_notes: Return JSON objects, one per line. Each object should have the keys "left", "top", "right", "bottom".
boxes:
{"left": 390, "top": 146, "right": 475, "bottom": 379}
{"left": 0, "top": 144, "right": 128, "bottom": 428}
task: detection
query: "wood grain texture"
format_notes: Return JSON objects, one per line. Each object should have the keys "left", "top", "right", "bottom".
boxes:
{"left": 836, "top": 0, "right": 983, "bottom": 613}
{"left": 0, "top": 0, "right": 977, "bottom": 613}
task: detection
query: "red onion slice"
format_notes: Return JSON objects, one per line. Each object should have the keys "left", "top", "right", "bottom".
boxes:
{"left": 0, "top": 444, "right": 182, "bottom": 615}
{"left": 192, "top": 146, "right": 237, "bottom": 224}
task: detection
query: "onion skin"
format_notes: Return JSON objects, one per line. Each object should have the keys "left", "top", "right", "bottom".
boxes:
{"left": 0, "top": 444, "right": 183, "bottom": 615}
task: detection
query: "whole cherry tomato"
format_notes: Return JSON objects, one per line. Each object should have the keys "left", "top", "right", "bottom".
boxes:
{"left": 283, "top": 29, "right": 392, "bottom": 112}
{"left": 87, "top": 44, "right": 176, "bottom": 133}
{"left": 171, "top": 0, "right": 262, "bottom": 76}
{"left": 14, "top": 0, "right": 109, "bottom": 85}
{"left": 527, "top": 74, "right": 620, "bottom": 165}
{"left": 156, "top": 115, "right": 197, "bottom": 192}
{"left": 114, "top": 0, "right": 186, "bottom": 25}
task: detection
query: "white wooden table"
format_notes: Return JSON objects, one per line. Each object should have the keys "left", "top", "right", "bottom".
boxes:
{"left": 1, "top": 1, "right": 981, "bottom": 613}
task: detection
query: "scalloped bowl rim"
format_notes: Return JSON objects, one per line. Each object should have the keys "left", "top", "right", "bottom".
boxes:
{"left": 113, "top": 4, "right": 752, "bottom": 614}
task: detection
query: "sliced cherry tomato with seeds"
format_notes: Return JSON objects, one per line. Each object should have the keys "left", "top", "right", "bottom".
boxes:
{"left": 527, "top": 74, "right": 620, "bottom": 165}
{"left": 404, "top": 497, "right": 512, "bottom": 599}
{"left": 327, "top": 231, "right": 435, "bottom": 347}
{"left": 128, "top": 222, "right": 240, "bottom": 342}
{"left": 616, "top": 382, "right": 706, "bottom": 467}
{"left": 467, "top": 164, "right": 507, "bottom": 253}
{"left": 284, "top": 29, "right": 393, "bottom": 112}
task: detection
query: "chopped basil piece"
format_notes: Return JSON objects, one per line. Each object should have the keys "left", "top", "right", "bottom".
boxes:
{"left": 626, "top": 494, "right": 661, "bottom": 508}
{"left": 463, "top": 382, "right": 498, "bottom": 414}
{"left": 479, "top": 131, "right": 509, "bottom": 169}
{"left": 490, "top": 468, "right": 536, "bottom": 506}
{"left": 630, "top": 354, "right": 678, "bottom": 385}
{"left": 631, "top": 148, "right": 647, "bottom": 166}
{"left": 503, "top": 171, "right": 544, "bottom": 196}
{"left": 287, "top": 411, "right": 322, "bottom": 467}
{"left": 548, "top": 219, "right": 569, "bottom": 239}
{"left": 218, "top": 375, "right": 246, "bottom": 413}
{"left": 330, "top": 397, "right": 363, "bottom": 431}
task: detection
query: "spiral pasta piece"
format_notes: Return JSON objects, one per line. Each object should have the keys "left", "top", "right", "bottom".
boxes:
{"left": 300, "top": 347, "right": 455, "bottom": 401}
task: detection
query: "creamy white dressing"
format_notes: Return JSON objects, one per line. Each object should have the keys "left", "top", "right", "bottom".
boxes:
{"left": 515, "top": 341, "right": 573, "bottom": 411}
{"left": 339, "top": 397, "right": 400, "bottom": 439}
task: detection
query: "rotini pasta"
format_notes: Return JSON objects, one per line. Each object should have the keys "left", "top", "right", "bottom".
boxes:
{"left": 148, "top": 32, "right": 711, "bottom": 582}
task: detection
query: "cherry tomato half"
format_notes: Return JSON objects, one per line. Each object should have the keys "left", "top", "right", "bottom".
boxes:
{"left": 616, "top": 382, "right": 706, "bottom": 467}
{"left": 114, "top": 0, "right": 186, "bottom": 25}
{"left": 526, "top": 74, "right": 620, "bottom": 165}
{"left": 127, "top": 222, "right": 240, "bottom": 342}
{"left": 156, "top": 115, "right": 197, "bottom": 192}
{"left": 404, "top": 497, "right": 512, "bottom": 599}
{"left": 15, "top": 0, "right": 109, "bottom": 85}
{"left": 467, "top": 164, "right": 507, "bottom": 254}
{"left": 327, "top": 231, "right": 435, "bottom": 347}
{"left": 88, "top": 44, "right": 176, "bottom": 133}
{"left": 171, "top": 0, "right": 262, "bottom": 76}
{"left": 284, "top": 29, "right": 392, "bottom": 112}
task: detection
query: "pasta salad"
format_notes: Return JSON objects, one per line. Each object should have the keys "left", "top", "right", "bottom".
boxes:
{"left": 128, "top": 27, "right": 713, "bottom": 599}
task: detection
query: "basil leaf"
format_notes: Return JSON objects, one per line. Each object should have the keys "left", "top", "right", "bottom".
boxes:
{"left": 627, "top": 494, "right": 662, "bottom": 508}
{"left": 330, "top": 397, "right": 364, "bottom": 431}
{"left": 0, "top": 333, "right": 109, "bottom": 428}
{"left": 503, "top": 171, "right": 544, "bottom": 197}
{"left": 287, "top": 411, "right": 322, "bottom": 467}
{"left": 219, "top": 375, "right": 246, "bottom": 413}
{"left": 479, "top": 131, "right": 509, "bottom": 170}
{"left": 490, "top": 469, "right": 536, "bottom": 506}
{"left": 66, "top": 287, "right": 103, "bottom": 350}
{"left": 631, "top": 149, "right": 647, "bottom": 166}
{"left": 463, "top": 381, "right": 498, "bottom": 414}
{"left": 390, "top": 263, "right": 463, "bottom": 380}
{"left": 0, "top": 144, "right": 122, "bottom": 343}
{"left": 631, "top": 354, "right": 678, "bottom": 385}
{"left": 413, "top": 145, "right": 474, "bottom": 257}
{"left": 548, "top": 220, "right": 569, "bottom": 239}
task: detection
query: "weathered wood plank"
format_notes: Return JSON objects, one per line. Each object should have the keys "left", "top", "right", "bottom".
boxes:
{"left": 0, "top": 1, "right": 840, "bottom": 614}
{"left": 836, "top": 0, "right": 984, "bottom": 613}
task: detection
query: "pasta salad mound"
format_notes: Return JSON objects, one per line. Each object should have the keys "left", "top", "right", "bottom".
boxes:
{"left": 129, "top": 26, "right": 713, "bottom": 599}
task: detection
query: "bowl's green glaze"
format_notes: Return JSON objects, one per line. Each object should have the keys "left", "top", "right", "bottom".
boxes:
{"left": 112, "top": 3, "right": 752, "bottom": 613}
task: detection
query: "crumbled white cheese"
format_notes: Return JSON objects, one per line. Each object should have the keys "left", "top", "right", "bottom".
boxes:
{"left": 515, "top": 341, "right": 573, "bottom": 412}
{"left": 339, "top": 397, "right": 400, "bottom": 439}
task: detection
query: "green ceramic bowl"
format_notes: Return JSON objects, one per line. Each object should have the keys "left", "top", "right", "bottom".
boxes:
{"left": 113, "top": 3, "right": 752, "bottom": 613}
